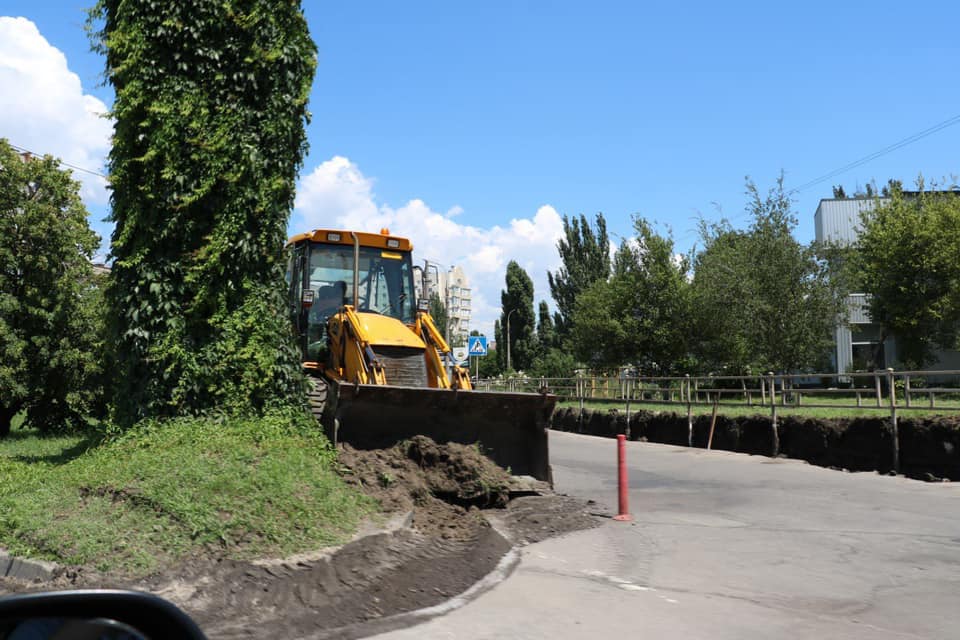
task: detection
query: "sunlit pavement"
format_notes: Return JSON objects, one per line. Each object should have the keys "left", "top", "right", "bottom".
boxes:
{"left": 373, "top": 430, "right": 960, "bottom": 639}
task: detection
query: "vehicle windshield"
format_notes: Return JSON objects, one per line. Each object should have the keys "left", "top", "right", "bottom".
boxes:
{"left": 307, "top": 242, "right": 416, "bottom": 324}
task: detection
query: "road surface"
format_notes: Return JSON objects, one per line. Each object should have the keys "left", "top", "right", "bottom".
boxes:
{"left": 374, "top": 430, "right": 960, "bottom": 639}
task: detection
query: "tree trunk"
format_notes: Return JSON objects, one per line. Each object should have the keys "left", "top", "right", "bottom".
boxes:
{"left": 0, "top": 403, "right": 20, "bottom": 439}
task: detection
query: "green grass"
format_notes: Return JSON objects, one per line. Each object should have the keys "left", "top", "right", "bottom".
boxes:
{"left": 560, "top": 396, "right": 960, "bottom": 419}
{"left": 0, "top": 411, "right": 373, "bottom": 576}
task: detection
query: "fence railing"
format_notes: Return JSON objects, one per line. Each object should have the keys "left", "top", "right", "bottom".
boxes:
{"left": 475, "top": 369, "right": 960, "bottom": 473}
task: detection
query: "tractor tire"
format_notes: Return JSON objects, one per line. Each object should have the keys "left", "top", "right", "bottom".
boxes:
{"left": 306, "top": 376, "right": 328, "bottom": 425}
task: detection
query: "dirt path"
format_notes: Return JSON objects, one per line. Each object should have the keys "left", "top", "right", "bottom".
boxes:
{"left": 0, "top": 437, "right": 601, "bottom": 639}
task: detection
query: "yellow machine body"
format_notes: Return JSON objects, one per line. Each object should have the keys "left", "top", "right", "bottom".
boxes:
{"left": 287, "top": 228, "right": 554, "bottom": 483}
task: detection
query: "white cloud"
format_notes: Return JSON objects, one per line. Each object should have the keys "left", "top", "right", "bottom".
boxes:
{"left": 0, "top": 17, "right": 111, "bottom": 204}
{"left": 293, "top": 157, "right": 565, "bottom": 336}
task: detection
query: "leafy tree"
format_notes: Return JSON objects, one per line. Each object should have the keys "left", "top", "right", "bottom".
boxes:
{"left": 569, "top": 277, "right": 630, "bottom": 371}
{"left": 500, "top": 261, "right": 536, "bottom": 372}
{"left": 855, "top": 184, "right": 960, "bottom": 367}
{"left": 90, "top": 1, "right": 316, "bottom": 424}
{"left": 529, "top": 348, "right": 577, "bottom": 378}
{"left": 569, "top": 217, "right": 692, "bottom": 373}
{"left": 493, "top": 319, "right": 505, "bottom": 371}
{"left": 881, "top": 179, "right": 903, "bottom": 197}
{"left": 618, "top": 218, "right": 692, "bottom": 373}
{"left": 691, "top": 176, "right": 845, "bottom": 373}
{"left": 477, "top": 346, "right": 501, "bottom": 378}
{"left": 832, "top": 179, "right": 903, "bottom": 199}
{"left": 428, "top": 292, "right": 448, "bottom": 342}
{"left": 0, "top": 141, "right": 104, "bottom": 436}
{"left": 535, "top": 300, "right": 557, "bottom": 351}
{"left": 689, "top": 226, "right": 755, "bottom": 372}
{"left": 547, "top": 213, "right": 610, "bottom": 339}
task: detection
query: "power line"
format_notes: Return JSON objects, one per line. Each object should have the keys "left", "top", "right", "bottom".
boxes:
{"left": 7, "top": 143, "right": 107, "bottom": 178}
{"left": 789, "top": 113, "right": 960, "bottom": 194}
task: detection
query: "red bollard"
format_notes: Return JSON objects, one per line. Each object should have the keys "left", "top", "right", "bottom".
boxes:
{"left": 614, "top": 434, "right": 632, "bottom": 521}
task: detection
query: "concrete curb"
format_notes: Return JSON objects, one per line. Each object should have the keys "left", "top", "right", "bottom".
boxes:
{"left": 0, "top": 549, "right": 57, "bottom": 582}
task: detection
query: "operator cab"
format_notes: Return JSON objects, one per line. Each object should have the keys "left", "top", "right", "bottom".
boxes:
{"left": 286, "top": 229, "right": 417, "bottom": 362}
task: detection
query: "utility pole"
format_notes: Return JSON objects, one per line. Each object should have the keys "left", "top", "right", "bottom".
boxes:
{"left": 506, "top": 307, "right": 517, "bottom": 373}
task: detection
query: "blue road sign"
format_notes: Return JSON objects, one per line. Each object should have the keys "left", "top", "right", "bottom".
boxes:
{"left": 468, "top": 335, "right": 488, "bottom": 356}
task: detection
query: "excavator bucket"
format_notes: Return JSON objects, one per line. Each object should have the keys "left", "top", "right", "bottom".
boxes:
{"left": 323, "top": 381, "right": 555, "bottom": 484}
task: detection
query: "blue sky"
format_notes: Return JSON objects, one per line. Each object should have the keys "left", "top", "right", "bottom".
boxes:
{"left": 3, "top": 1, "right": 960, "bottom": 334}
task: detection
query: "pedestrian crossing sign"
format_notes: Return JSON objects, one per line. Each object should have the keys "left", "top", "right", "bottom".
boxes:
{"left": 467, "top": 336, "right": 488, "bottom": 356}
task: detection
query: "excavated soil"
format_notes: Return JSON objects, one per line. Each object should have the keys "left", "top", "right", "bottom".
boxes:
{"left": 0, "top": 437, "right": 600, "bottom": 639}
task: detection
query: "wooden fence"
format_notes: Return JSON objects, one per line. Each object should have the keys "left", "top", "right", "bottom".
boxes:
{"left": 474, "top": 369, "right": 960, "bottom": 473}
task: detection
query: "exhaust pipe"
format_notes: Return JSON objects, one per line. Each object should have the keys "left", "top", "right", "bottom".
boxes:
{"left": 351, "top": 232, "right": 360, "bottom": 308}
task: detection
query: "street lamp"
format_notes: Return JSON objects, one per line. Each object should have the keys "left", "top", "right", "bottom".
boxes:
{"left": 505, "top": 308, "right": 517, "bottom": 373}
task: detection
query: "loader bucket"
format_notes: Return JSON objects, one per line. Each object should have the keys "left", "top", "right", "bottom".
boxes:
{"left": 324, "top": 381, "right": 555, "bottom": 484}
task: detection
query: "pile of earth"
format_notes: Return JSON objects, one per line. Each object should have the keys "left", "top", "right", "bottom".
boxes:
{"left": 0, "top": 436, "right": 600, "bottom": 640}
{"left": 336, "top": 435, "right": 514, "bottom": 540}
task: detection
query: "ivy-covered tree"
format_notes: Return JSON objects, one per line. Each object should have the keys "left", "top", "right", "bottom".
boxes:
{"left": 90, "top": 1, "right": 316, "bottom": 424}
{"left": 0, "top": 141, "right": 104, "bottom": 436}
{"left": 500, "top": 261, "right": 537, "bottom": 372}
{"left": 547, "top": 213, "right": 610, "bottom": 340}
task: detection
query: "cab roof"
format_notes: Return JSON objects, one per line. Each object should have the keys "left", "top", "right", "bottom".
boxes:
{"left": 286, "top": 229, "right": 413, "bottom": 252}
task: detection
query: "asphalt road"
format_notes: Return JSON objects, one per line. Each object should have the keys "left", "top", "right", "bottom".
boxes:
{"left": 373, "top": 430, "right": 960, "bottom": 640}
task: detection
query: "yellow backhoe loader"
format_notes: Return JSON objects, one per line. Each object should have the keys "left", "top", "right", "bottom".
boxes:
{"left": 287, "top": 228, "right": 554, "bottom": 483}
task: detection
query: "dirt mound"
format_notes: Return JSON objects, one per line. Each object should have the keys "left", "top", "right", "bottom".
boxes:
{"left": 337, "top": 435, "right": 513, "bottom": 540}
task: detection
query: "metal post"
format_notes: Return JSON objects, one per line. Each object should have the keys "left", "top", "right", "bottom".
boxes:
{"left": 685, "top": 374, "right": 693, "bottom": 447}
{"left": 768, "top": 372, "right": 780, "bottom": 457}
{"left": 888, "top": 368, "right": 900, "bottom": 473}
{"left": 905, "top": 374, "right": 912, "bottom": 408}
{"left": 875, "top": 370, "right": 882, "bottom": 407}
{"left": 577, "top": 370, "right": 585, "bottom": 433}
{"left": 614, "top": 435, "right": 632, "bottom": 521}
{"left": 625, "top": 376, "right": 632, "bottom": 439}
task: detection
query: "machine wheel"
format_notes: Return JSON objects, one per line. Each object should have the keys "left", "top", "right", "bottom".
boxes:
{"left": 307, "top": 375, "right": 339, "bottom": 445}
{"left": 306, "top": 376, "right": 328, "bottom": 424}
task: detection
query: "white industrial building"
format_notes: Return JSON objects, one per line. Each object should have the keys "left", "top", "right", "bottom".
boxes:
{"left": 413, "top": 262, "right": 472, "bottom": 346}
{"left": 815, "top": 197, "right": 960, "bottom": 373}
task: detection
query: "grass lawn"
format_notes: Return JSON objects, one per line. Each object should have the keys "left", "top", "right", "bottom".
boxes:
{"left": 0, "top": 412, "right": 373, "bottom": 576}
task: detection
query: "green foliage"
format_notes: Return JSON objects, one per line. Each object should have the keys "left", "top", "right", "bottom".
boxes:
{"left": 493, "top": 319, "right": 505, "bottom": 372}
{"left": 529, "top": 347, "right": 577, "bottom": 378}
{"left": 855, "top": 184, "right": 960, "bottom": 367}
{"left": 570, "top": 217, "right": 692, "bottom": 374}
{"left": 500, "top": 261, "right": 537, "bottom": 372}
{"left": 0, "top": 409, "right": 372, "bottom": 574}
{"left": 476, "top": 345, "right": 501, "bottom": 378}
{"left": 569, "top": 273, "right": 631, "bottom": 371}
{"left": 690, "top": 176, "right": 845, "bottom": 373}
{"left": 89, "top": 0, "right": 316, "bottom": 424}
{"left": 0, "top": 140, "right": 105, "bottom": 437}
{"left": 428, "top": 291, "right": 449, "bottom": 341}
{"left": 536, "top": 300, "right": 557, "bottom": 350}
{"left": 547, "top": 213, "right": 610, "bottom": 339}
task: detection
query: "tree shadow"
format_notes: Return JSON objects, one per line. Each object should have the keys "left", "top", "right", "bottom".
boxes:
{"left": 6, "top": 430, "right": 105, "bottom": 466}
